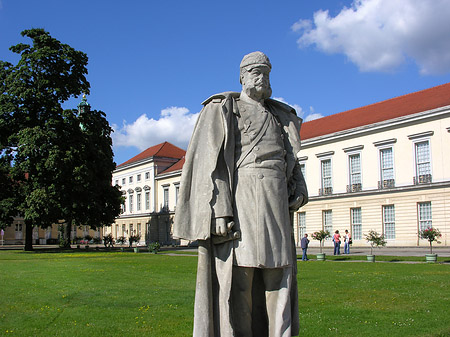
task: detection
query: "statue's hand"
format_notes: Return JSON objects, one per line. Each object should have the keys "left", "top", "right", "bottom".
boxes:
{"left": 289, "top": 195, "right": 304, "bottom": 211}
{"left": 212, "top": 217, "right": 234, "bottom": 236}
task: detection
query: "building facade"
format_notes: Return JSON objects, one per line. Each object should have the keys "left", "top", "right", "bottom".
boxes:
{"left": 293, "top": 83, "right": 450, "bottom": 248}
{"left": 106, "top": 142, "right": 185, "bottom": 246}
{"left": 107, "top": 83, "right": 450, "bottom": 249}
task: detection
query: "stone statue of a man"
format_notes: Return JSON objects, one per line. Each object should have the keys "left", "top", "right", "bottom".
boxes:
{"left": 174, "top": 51, "right": 308, "bottom": 337}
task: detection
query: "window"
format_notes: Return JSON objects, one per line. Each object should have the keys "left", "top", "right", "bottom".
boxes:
{"left": 137, "top": 223, "right": 141, "bottom": 236}
{"left": 122, "top": 178, "right": 126, "bottom": 185}
{"left": 137, "top": 193, "right": 141, "bottom": 211}
{"left": 300, "top": 163, "right": 306, "bottom": 180}
{"left": 323, "top": 210, "right": 333, "bottom": 234}
{"left": 418, "top": 202, "right": 432, "bottom": 231}
{"left": 349, "top": 154, "right": 361, "bottom": 189}
{"left": 297, "top": 212, "right": 306, "bottom": 244}
{"left": 129, "top": 194, "right": 133, "bottom": 213}
{"left": 175, "top": 184, "right": 180, "bottom": 207}
{"left": 129, "top": 224, "right": 134, "bottom": 235}
{"left": 115, "top": 179, "right": 119, "bottom": 186}
{"left": 163, "top": 186, "right": 169, "bottom": 210}
{"left": 71, "top": 225, "right": 77, "bottom": 240}
{"left": 414, "top": 141, "right": 431, "bottom": 184}
{"left": 321, "top": 159, "right": 332, "bottom": 195}
{"left": 137, "top": 174, "right": 141, "bottom": 182}
{"left": 15, "top": 224, "right": 23, "bottom": 239}
{"left": 383, "top": 205, "right": 395, "bottom": 239}
{"left": 115, "top": 224, "right": 118, "bottom": 237}
{"left": 129, "top": 176, "right": 133, "bottom": 183}
{"left": 145, "top": 172, "right": 150, "bottom": 180}
{"left": 122, "top": 198, "right": 126, "bottom": 213}
{"left": 122, "top": 224, "right": 126, "bottom": 235}
{"left": 145, "top": 191, "right": 150, "bottom": 210}
{"left": 351, "top": 208, "right": 362, "bottom": 240}
{"left": 379, "top": 147, "right": 394, "bottom": 188}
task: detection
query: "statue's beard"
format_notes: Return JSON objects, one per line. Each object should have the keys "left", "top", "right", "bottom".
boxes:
{"left": 243, "top": 82, "right": 272, "bottom": 101}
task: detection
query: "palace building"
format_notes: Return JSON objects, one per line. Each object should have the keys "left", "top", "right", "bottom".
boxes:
{"left": 107, "top": 142, "right": 185, "bottom": 246}
{"left": 108, "top": 82, "right": 449, "bottom": 249}
{"left": 294, "top": 82, "right": 450, "bottom": 248}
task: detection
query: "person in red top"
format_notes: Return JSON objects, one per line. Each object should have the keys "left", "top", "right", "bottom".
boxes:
{"left": 333, "top": 230, "right": 341, "bottom": 255}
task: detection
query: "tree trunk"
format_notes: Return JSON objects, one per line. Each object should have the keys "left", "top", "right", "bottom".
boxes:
{"left": 63, "top": 221, "right": 72, "bottom": 248}
{"left": 24, "top": 220, "right": 33, "bottom": 251}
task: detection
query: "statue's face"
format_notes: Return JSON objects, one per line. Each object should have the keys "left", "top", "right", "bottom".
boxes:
{"left": 241, "top": 65, "right": 272, "bottom": 100}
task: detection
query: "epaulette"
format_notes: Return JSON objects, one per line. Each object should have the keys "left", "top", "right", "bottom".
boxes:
{"left": 266, "top": 98, "right": 297, "bottom": 115}
{"left": 202, "top": 91, "right": 240, "bottom": 106}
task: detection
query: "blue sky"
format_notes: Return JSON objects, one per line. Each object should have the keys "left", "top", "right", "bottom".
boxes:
{"left": 1, "top": 0, "right": 450, "bottom": 165}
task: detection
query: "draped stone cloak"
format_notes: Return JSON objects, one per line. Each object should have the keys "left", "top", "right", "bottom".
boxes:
{"left": 173, "top": 92, "right": 308, "bottom": 337}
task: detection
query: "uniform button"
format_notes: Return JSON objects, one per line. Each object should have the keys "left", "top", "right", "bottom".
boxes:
{"left": 251, "top": 131, "right": 257, "bottom": 136}
{"left": 256, "top": 159, "right": 262, "bottom": 164}
{"left": 281, "top": 134, "right": 285, "bottom": 139}
{"left": 257, "top": 173, "right": 264, "bottom": 179}
{"left": 254, "top": 146, "right": 260, "bottom": 151}
{"left": 283, "top": 150, "right": 287, "bottom": 155}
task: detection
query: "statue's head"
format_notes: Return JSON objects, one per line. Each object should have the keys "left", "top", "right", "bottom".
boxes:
{"left": 240, "top": 51, "right": 272, "bottom": 100}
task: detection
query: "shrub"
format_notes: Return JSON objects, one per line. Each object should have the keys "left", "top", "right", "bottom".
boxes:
{"left": 364, "top": 230, "right": 387, "bottom": 255}
{"left": 419, "top": 227, "right": 442, "bottom": 254}
{"left": 312, "top": 230, "right": 330, "bottom": 253}
{"left": 148, "top": 241, "right": 161, "bottom": 253}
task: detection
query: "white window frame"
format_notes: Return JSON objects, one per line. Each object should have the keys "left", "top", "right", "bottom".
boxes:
{"left": 351, "top": 208, "right": 362, "bottom": 240}
{"left": 297, "top": 212, "right": 306, "bottom": 244}
{"left": 174, "top": 183, "right": 180, "bottom": 207}
{"left": 129, "top": 194, "right": 133, "bottom": 213}
{"left": 321, "top": 158, "right": 332, "bottom": 193}
{"left": 145, "top": 191, "right": 150, "bottom": 210}
{"left": 418, "top": 202, "right": 432, "bottom": 232}
{"left": 299, "top": 162, "right": 306, "bottom": 181}
{"left": 413, "top": 139, "right": 432, "bottom": 181}
{"left": 322, "top": 210, "right": 333, "bottom": 235}
{"left": 348, "top": 153, "right": 362, "bottom": 185}
{"left": 136, "top": 193, "right": 141, "bottom": 212}
{"left": 383, "top": 205, "right": 395, "bottom": 240}
{"left": 163, "top": 185, "right": 170, "bottom": 210}
{"left": 379, "top": 146, "right": 395, "bottom": 183}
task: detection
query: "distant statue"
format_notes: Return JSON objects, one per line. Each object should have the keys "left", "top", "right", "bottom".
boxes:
{"left": 174, "top": 51, "right": 308, "bottom": 337}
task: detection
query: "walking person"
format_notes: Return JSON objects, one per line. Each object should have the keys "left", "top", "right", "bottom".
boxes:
{"left": 300, "top": 233, "right": 309, "bottom": 261}
{"left": 333, "top": 230, "right": 341, "bottom": 255}
{"left": 344, "top": 229, "right": 351, "bottom": 254}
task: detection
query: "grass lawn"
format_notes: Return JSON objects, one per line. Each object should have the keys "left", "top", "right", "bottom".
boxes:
{"left": 0, "top": 250, "right": 449, "bottom": 337}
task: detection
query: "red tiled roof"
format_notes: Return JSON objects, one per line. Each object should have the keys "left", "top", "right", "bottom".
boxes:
{"left": 158, "top": 157, "right": 185, "bottom": 175}
{"left": 117, "top": 142, "right": 186, "bottom": 167}
{"left": 300, "top": 82, "right": 450, "bottom": 140}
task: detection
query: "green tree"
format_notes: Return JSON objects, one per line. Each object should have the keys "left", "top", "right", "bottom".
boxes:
{"left": 0, "top": 29, "right": 121, "bottom": 250}
{"left": 56, "top": 100, "right": 123, "bottom": 246}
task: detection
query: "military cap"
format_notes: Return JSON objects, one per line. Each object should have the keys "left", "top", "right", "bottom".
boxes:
{"left": 240, "top": 51, "right": 272, "bottom": 70}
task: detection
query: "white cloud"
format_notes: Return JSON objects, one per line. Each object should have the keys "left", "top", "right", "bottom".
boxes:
{"left": 273, "top": 97, "right": 323, "bottom": 121}
{"left": 304, "top": 113, "right": 323, "bottom": 122}
{"left": 292, "top": 0, "right": 450, "bottom": 74}
{"left": 112, "top": 106, "right": 198, "bottom": 151}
